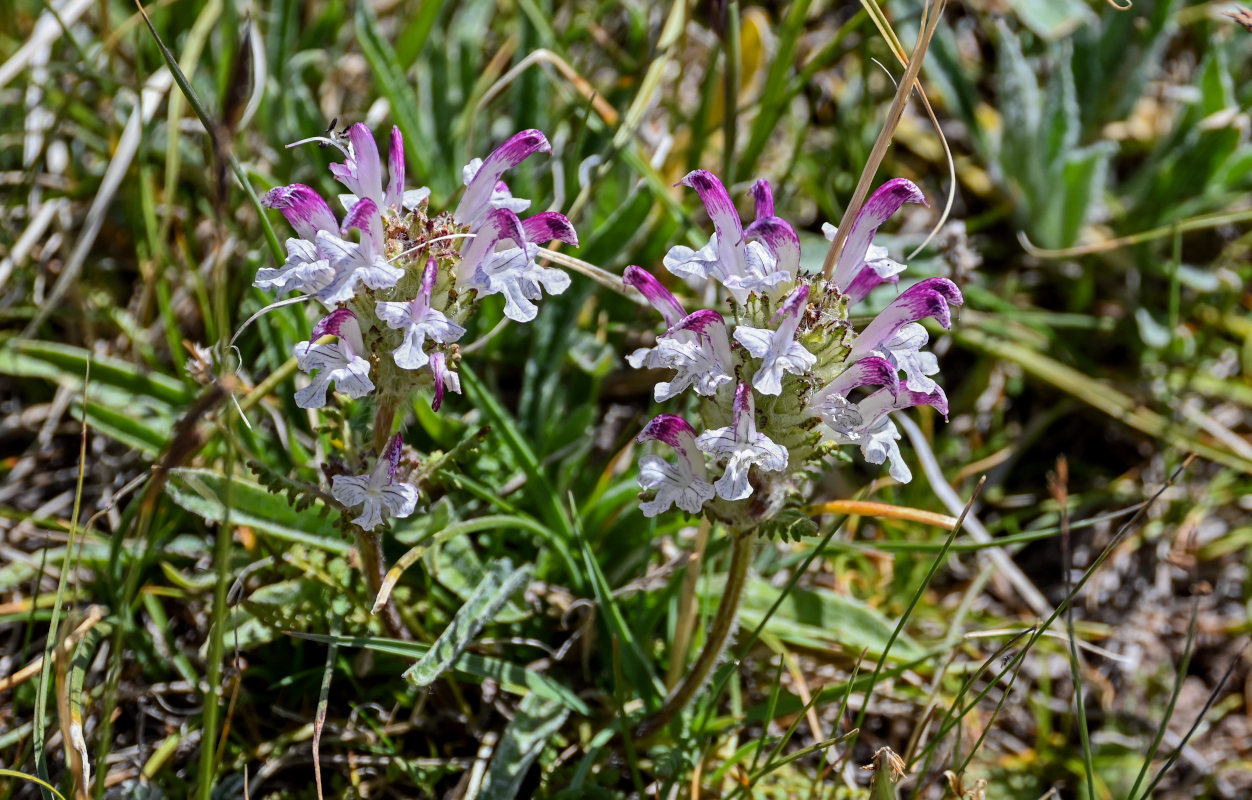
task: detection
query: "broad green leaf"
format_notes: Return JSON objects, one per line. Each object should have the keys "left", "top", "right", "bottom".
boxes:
{"left": 1008, "top": 0, "right": 1093, "bottom": 41}
{"left": 432, "top": 533, "right": 529, "bottom": 623}
{"left": 405, "top": 559, "right": 533, "bottom": 687}
{"left": 165, "top": 468, "right": 350, "bottom": 554}
{"left": 475, "top": 693, "right": 569, "bottom": 800}
{"left": 732, "top": 579, "right": 924, "bottom": 662}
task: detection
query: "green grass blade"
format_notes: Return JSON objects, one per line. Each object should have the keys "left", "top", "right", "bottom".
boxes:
{"left": 290, "top": 632, "right": 588, "bottom": 714}
{"left": 134, "top": 1, "right": 284, "bottom": 265}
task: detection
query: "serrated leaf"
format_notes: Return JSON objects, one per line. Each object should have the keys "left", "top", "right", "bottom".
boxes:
{"left": 405, "top": 559, "right": 533, "bottom": 687}
{"left": 290, "top": 632, "right": 588, "bottom": 713}
{"left": 758, "top": 507, "right": 819, "bottom": 543}
{"left": 165, "top": 468, "right": 350, "bottom": 554}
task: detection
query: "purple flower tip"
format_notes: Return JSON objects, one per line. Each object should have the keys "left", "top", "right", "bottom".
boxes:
{"left": 511, "top": 129, "right": 551, "bottom": 155}
{"left": 669, "top": 309, "right": 725, "bottom": 337}
{"left": 521, "top": 212, "right": 579, "bottom": 246}
{"left": 383, "top": 433, "right": 405, "bottom": 479}
{"left": 751, "top": 179, "right": 774, "bottom": 219}
{"left": 341, "top": 196, "right": 379, "bottom": 236}
{"left": 420, "top": 256, "right": 438, "bottom": 298}
{"left": 312, "top": 308, "right": 357, "bottom": 339}
{"left": 775, "top": 284, "right": 810, "bottom": 322}
{"left": 873, "top": 178, "right": 928, "bottom": 210}
{"left": 911, "top": 276, "right": 963, "bottom": 306}
{"left": 906, "top": 387, "right": 949, "bottom": 418}
{"left": 898, "top": 285, "right": 954, "bottom": 329}
{"left": 677, "top": 170, "right": 726, "bottom": 202}
{"left": 732, "top": 381, "right": 753, "bottom": 416}
{"left": 859, "top": 357, "right": 901, "bottom": 395}
{"left": 638, "top": 414, "right": 698, "bottom": 447}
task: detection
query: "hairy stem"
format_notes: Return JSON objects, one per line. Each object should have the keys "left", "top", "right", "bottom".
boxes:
{"left": 372, "top": 395, "right": 398, "bottom": 455}
{"left": 356, "top": 527, "right": 409, "bottom": 640}
{"left": 636, "top": 531, "right": 752, "bottom": 739}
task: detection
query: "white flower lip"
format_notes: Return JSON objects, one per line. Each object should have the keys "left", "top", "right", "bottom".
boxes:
{"left": 637, "top": 414, "right": 713, "bottom": 516}
{"left": 733, "top": 284, "right": 816, "bottom": 396}
{"left": 695, "top": 383, "right": 788, "bottom": 502}
{"left": 331, "top": 434, "right": 418, "bottom": 530}
{"left": 377, "top": 258, "right": 467, "bottom": 370}
{"left": 294, "top": 310, "right": 374, "bottom": 409}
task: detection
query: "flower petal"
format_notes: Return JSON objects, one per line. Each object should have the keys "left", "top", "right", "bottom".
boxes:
{"left": 750, "top": 178, "right": 774, "bottom": 219}
{"left": 521, "top": 211, "right": 579, "bottom": 246}
{"left": 744, "top": 216, "right": 801, "bottom": 278}
{"left": 624, "top": 266, "right": 686, "bottom": 326}
{"left": 455, "top": 130, "right": 551, "bottom": 227}
{"left": 263, "top": 184, "right": 339, "bottom": 240}
{"left": 385, "top": 126, "right": 406, "bottom": 210}
{"left": 831, "top": 178, "right": 927, "bottom": 288}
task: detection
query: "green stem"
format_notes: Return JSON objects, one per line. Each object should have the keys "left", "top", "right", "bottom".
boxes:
{"left": 635, "top": 531, "right": 752, "bottom": 739}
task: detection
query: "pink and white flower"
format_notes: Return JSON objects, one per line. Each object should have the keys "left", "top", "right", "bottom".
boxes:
{"left": 331, "top": 434, "right": 418, "bottom": 530}
{"left": 637, "top": 415, "right": 715, "bottom": 516}
{"left": 294, "top": 309, "right": 374, "bottom": 408}
{"left": 696, "top": 384, "right": 788, "bottom": 501}
{"left": 376, "top": 257, "right": 466, "bottom": 370}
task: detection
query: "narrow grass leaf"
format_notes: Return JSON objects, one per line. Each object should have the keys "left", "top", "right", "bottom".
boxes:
{"left": 133, "top": 1, "right": 284, "bottom": 264}
{"left": 956, "top": 325, "right": 1252, "bottom": 474}
{"left": 0, "top": 771, "right": 68, "bottom": 800}
{"left": 734, "top": 579, "right": 924, "bottom": 661}
{"left": 354, "top": 3, "right": 439, "bottom": 195}
{"left": 458, "top": 365, "right": 576, "bottom": 548}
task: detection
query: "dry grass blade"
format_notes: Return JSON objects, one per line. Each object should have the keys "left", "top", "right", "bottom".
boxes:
{"left": 21, "top": 67, "right": 174, "bottom": 337}
{"left": 1018, "top": 207, "right": 1252, "bottom": 258}
{"left": 897, "top": 415, "right": 1052, "bottom": 617}
{"left": 0, "top": 607, "right": 105, "bottom": 694}
{"left": 822, "top": 0, "right": 946, "bottom": 279}
{"left": 666, "top": 517, "right": 712, "bottom": 690}
{"left": 805, "top": 500, "right": 958, "bottom": 530}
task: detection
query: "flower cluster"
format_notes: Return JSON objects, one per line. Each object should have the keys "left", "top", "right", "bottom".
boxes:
{"left": 629, "top": 171, "right": 961, "bottom": 529}
{"left": 257, "top": 125, "right": 574, "bottom": 529}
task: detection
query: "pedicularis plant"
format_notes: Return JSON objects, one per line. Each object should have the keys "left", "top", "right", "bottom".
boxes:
{"left": 629, "top": 172, "right": 960, "bottom": 533}
{"left": 627, "top": 171, "right": 961, "bottom": 734}
{"left": 255, "top": 122, "right": 959, "bottom": 723}
{"left": 257, "top": 124, "right": 574, "bottom": 526}
{"left": 253, "top": 124, "right": 575, "bottom": 628}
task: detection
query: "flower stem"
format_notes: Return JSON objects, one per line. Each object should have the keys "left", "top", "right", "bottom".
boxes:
{"left": 635, "top": 530, "right": 752, "bottom": 739}
{"left": 355, "top": 527, "right": 409, "bottom": 640}
{"left": 372, "top": 395, "right": 398, "bottom": 456}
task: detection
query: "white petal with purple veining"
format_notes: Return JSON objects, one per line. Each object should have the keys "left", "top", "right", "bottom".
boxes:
{"left": 254, "top": 237, "right": 334, "bottom": 295}
{"left": 695, "top": 384, "right": 787, "bottom": 501}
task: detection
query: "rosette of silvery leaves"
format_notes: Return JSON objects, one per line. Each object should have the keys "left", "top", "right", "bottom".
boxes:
{"left": 255, "top": 124, "right": 576, "bottom": 530}
{"left": 627, "top": 171, "right": 960, "bottom": 536}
